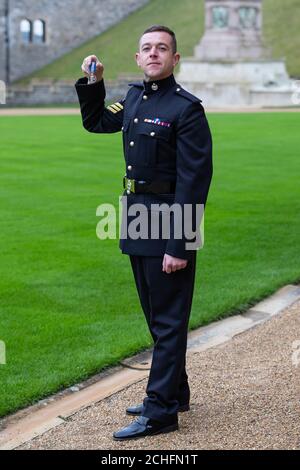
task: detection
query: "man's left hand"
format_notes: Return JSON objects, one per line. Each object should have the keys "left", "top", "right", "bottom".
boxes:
{"left": 162, "top": 254, "right": 188, "bottom": 273}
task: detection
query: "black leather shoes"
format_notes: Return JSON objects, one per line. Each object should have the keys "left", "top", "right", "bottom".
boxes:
{"left": 113, "top": 416, "right": 178, "bottom": 441}
{"left": 126, "top": 402, "right": 190, "bottom": 416}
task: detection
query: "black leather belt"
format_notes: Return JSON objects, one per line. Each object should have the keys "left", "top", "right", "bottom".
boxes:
{"left": 123, "top": 177, "right": 176, "bottom": 194}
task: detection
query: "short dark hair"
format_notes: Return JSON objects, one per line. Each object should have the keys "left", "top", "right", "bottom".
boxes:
{"left": 141, "top": 25, "right": 177, "bottom": 53}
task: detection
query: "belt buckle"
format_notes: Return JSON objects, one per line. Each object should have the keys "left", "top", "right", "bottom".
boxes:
{"left": 125, "top": 177, "right": 135, "bottom": 194}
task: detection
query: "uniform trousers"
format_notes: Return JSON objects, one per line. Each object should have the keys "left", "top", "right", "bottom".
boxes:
{"left": 129, "top": 252, "right": 197, "bottom": 424}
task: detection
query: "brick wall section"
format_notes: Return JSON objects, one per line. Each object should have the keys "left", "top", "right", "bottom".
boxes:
{"left": 6, "top": 76, "right": 143, "bottom": 105}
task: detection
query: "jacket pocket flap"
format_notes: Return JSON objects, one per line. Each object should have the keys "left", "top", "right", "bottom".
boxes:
{"left": 136, "top": 122, "right": 171, "bottom": 141}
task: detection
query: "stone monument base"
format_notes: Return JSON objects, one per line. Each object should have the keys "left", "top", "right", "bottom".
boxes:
{"left": 176, "top": 59, "right": 296, "bottom": 107}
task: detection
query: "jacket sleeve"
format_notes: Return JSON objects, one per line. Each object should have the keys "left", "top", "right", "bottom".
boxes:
{"left": 165, "top": 102, "right": 213, "bottom": 260}
{"left": 75, "top": 77, "right": 124, "bottom": 133}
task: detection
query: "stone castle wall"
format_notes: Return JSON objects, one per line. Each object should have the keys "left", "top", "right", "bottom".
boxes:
{"left": 0, "top": 0, "right": 149, "bottom": 83}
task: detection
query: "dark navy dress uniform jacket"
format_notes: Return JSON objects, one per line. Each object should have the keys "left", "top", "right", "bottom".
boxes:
{"left": 75, "top": 74, "right": 213, "bottom": 260}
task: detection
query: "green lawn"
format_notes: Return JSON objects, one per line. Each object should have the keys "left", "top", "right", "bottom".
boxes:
{"left": 16, "top": 0, "right": 300, "bottom": 85}
{"left": 0, "top": 113, "right": 299, "bottom": 417}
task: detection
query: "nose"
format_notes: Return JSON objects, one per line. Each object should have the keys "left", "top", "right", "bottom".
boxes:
{"left": 149, "top": 47, "right": 158, "bottom": 57}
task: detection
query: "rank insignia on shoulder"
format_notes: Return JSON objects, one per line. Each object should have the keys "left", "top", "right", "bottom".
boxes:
{"left": 107, "top": 102, "right": 124, "bottom": 114}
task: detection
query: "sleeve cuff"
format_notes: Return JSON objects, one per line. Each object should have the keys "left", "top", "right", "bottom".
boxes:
{"left": 75, "top": 77, "right": 106, "bottom": 100}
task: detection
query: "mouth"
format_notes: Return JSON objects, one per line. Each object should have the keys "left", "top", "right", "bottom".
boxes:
{"left": 147, "top": 63, "right": 161, "bottom": 66}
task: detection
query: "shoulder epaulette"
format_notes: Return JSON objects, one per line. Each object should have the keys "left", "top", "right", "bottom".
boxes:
{"left": 175, "top": 86, "right": 202, "bottom": 103}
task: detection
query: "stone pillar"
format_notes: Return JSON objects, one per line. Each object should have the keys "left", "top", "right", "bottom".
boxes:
{"left": 176, "top": 0, "right": 296, "bottom": 107}
{"left": 194, "top": 0, "right": 270, "bottom": 62}
{"left": 0, "top": 1, "right": 8, "bottom": 83}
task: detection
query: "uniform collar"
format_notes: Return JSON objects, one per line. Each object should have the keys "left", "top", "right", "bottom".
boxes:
{"left": 143, "top": 74, "right": 176, "bottom": 93}
{"left": 128, "top": 74, "right": 176, "bottom": 93}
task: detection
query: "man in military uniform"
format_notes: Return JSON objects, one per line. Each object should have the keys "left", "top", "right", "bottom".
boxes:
{"left": 75, "top": 25, "right": 213, "bottom": 440}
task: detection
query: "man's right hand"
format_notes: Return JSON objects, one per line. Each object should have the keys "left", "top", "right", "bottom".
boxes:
{"left": 81, "top": 55, "right": 104, "bottom": 83}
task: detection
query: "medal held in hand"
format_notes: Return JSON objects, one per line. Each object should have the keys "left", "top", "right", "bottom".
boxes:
{"left": 88, "top": 61, "right": 97, "bottom": 84}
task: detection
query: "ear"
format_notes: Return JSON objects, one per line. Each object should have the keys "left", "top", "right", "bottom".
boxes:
{"left": 173, "top": 53, "right": 180, "bottom": 67}
{"left": 135, "top": 52, "right": 141, "bottom": 68}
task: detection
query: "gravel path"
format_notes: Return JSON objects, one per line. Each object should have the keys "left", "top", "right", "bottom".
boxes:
{"left": 0, "top": 108, "right": 79, "bottom": 116}
{"left": 0, "top": 108, "right": 299, "bottom": 117}
{"left": 19, "top": 300, "right": 300, "bottom": 450}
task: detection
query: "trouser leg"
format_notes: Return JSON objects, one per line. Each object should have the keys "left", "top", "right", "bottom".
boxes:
{"left": 130, "top": 255, "right": 190, "bottom": 405}
{"left": 130, "top": 253, "right": 196, "bottom": 423}
{"left": 129, "top": 255, "right": 153, "bottom": 335}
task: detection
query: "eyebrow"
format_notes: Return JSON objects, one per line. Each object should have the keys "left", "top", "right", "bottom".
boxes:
{"left": 141, "top": 42, "right": 170, "bottom": 48}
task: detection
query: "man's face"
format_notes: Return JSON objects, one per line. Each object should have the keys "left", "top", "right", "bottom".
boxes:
{"left": 136, "top": 31, "right": 180, "bottom": 81}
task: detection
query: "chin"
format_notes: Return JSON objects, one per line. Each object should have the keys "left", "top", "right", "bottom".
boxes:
{"left": 146, "top": 66, "right": 163, "bottom": 76}
{"left": 147, "top": 71, "right": 164, "bottom": 80}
